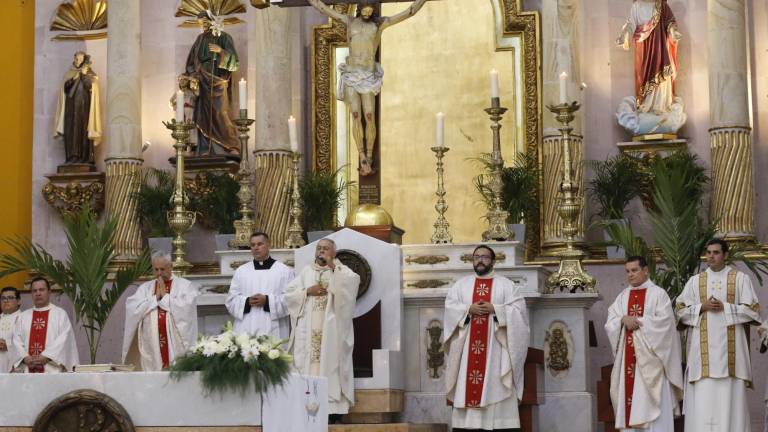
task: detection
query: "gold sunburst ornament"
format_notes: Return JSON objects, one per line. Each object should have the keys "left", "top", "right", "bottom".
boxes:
{"left": 50, "top": 0, "right": 108, "bottom": 41}
{"left": 176, "top": 0, "right": 247, "bottom": 27}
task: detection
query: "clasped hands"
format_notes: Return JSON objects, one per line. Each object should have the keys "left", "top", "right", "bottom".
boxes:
{"left": 307, "top": 284, "right": 328, "bottom": 297}
{"left": 23, "top": 355, "right": 49, "bottom": 368}
{"left": 248, "top": 294, "right": 268, "bottom": 308}
{"left": 621, "top": 315, "right": 642, "bottom": 331}
{"left": 0, "top": 338, "right": 6, "bottom": 352}
{"left": 154, "top": 279, "right": 170, "bottom": 301}
{"left": 700, "top": 296, "right": 724, "bottom": 313}
{"left": 468, "top": 301, "right": 495, "bottom": 316}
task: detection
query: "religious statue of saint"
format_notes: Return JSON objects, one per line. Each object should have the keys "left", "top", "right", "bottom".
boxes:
{"left": 615, "top": 0, "right": 686, "bottom": 137}
{"left": 307, "top": 0, "right": 428, "bottom": 176}
{"left": 54, "top": 51, "right": 102, "bottom": 167}
{"left": 185, "top": 10, "right": 240, "bottom": 156}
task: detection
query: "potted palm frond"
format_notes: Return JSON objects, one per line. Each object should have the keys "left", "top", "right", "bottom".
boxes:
{"left": 298, "top": 167, "right": 354, "bottom": 243}
{"left": 0, "top": 207, "right": 151, "bottom": 363}
{"left": 586, "top": 153, "right": 643, "bottom": 259}
{"left": 188, "top": 172, "right": 241, "bottom": 250}
{"left": 133, "top": 168, "right": 175, "bottom": 254}
{"left": 473, "top": 152, "right": 539, "bottom": 244}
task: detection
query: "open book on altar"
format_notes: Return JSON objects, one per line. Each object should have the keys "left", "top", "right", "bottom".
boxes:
{"left": 74, "top": 364, "right": 136, "bottom": 373}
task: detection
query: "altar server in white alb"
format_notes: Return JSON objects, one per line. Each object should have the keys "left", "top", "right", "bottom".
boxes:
{"left": 285, "top": 238, "right": 359, "bottom": 417}
{"left": 443, "top": 245, "right": 529, "bottom": 432}
{"left": 11, "top": 277, "right": 78, "bottom": 373}
{"left": 226, "top": 232, "right": 294, "bottom": 338}
{"left": 0, "top": 287, "right": 22, "bottom": 372}
{"left": 675, "top": 239, "right": 760, "bottom": 432}
{"left": 605, "top": 255, "right": 683, "bottom": 431}
{"left": 123, "top": 252, "right": 199, "bottom": 371}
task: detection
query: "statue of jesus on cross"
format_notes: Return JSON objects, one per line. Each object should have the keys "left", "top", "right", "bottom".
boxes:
{"left": 307, "top": 0, "right": 428, "bottom": 176}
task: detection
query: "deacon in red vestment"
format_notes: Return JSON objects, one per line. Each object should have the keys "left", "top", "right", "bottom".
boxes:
{"left": 11, "top": 277, "right": 79, "bottom": 373}
{"left": 605, "top": 256, "right": 683, "bottom": 431}
{"left": 444, "top": 245, "right": 529, "bottom": 432}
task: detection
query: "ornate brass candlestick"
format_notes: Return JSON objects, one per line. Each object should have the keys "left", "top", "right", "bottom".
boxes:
{"left": 482, "top": 97, "right": 513, "bottom": 241}
{"left": 164, "top": 119, "right": 196, "bottom": 276}
{"left": 285, "top": 151, "right": 306, "bottom": 248}
{"left": 229, "top": 110, "right": 256, "bottom": 249}
{"left": 431, "top": 146, "right": 452, "bottom": 244}
{"left": 544, "top": 102, "right": 596, "bottom": 293}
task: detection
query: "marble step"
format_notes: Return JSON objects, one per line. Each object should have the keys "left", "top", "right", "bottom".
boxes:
{"left": 330, "top": 424, "right": 447, "bottom": 432}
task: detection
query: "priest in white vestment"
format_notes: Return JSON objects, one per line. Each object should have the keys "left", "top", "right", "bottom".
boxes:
{"left": 0, "top": 287, "right": 22, "bottom": 373}
{"left": 285, "top": 238, "right": 359, "bottom": 418}
{"left": 226, "top": 232, "right": 294, "bottom": 338}
{"left": 11, "top": 277, "right": 78, "bottom": 373}
{"left": 123, "top": 252, "right": 199, "bottom": 371}
{"left": 605, "top": 256, "right": 683, "bottom": 431}
{"left": 675, "top": 239, "right": 760, "bottom": 432}
{"left": 444, "top": 245, "right": 529, "bottom": 432}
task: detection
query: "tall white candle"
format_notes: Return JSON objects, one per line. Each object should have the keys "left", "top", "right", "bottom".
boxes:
{"left": 436, "top": 112, "right": 445, "bottom": 147}
{"left": 175, "top": 90, "right": 184, "bottom": 122}
{"left": 490, "top": 69, "right": 500, "bottom": 99}
{"left": 559, "top": 71, "right": 568, "bottom": 104}
{"left": 288, "top": 116, "right": 298, "bottom": 153}
{"left": 238, "top": 78, "right": 247, "bottom": 111}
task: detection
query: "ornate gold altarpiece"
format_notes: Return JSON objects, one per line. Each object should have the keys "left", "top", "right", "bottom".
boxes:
{"left": 311, "top": 0, "right": 542, "bottom": 260}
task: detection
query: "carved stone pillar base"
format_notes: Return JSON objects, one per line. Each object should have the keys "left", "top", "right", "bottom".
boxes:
{"left": 105, "top": 158, "right": 143, "bottom": 265}
{"left": 709, "top": 127, "right": 755, "bottom": 243}
{"left": 254, "top": 150, "right": 293, "bottom": 247}
{"left": 540, "top": 134, "right": 586, "bottom": 257}
{"left": 42, "top": 171, "right": 105, "bottom": 219}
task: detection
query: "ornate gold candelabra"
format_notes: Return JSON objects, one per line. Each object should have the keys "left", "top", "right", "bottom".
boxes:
{"left": 285, "top": 151, "right": 306, "bottom": 248}
{"left": 229, "top": 109, "right": 257, "bottom": 249}
{"left": 482, "top": 97, "right": 513, "bottom": 241}
{"left": 544, "top": 102, "right": 596, "bottom": 293}
{"left": 164, "top": 119, "right": 196, "bottom": 276}
{"left": 431, "top": 146, "right": 452, "bottom": 244}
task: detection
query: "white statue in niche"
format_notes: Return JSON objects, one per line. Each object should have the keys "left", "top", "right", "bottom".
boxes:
{"left": 615, "top": 0, "right": 686, "bottom": 138}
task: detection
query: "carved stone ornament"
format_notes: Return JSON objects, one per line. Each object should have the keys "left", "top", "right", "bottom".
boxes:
{"left": 32, "top": 389, "right": 135, "bottom": 432}
{"left": 544, "top": 320, "right": 574, "bottom": 378}
{"left": 42, "top": 178, "right": 105, "bottom": 219}
{"left": 426, "top": 320, "right": 445, "bottom": 379}
{"left": 336, "top": 249, "right": 371, "bottom": 299}
{"left": 407, "top": 280, "right": 450, "bottom": 289}
{"left": 459, "top": 251, "right": 506, "bottom": 263}
{"left": 404, "top": 254, "right": 449, "bottom": 265}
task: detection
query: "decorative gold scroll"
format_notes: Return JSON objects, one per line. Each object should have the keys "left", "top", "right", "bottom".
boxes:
{"left": 175, "top": 0, "right": 247, "bottom": 26}
{"left": 50, "top": 0, "right": 108, "bottom": 41}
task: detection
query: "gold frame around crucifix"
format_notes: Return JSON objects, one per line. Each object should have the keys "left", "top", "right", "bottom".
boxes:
{"left": 310, "top": 0, "right": 542, "bottom": 260}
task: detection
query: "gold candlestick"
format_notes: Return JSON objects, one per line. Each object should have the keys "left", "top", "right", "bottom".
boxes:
{"left": 285, "top": 152, "right": 305, "bottom": 248}
{"left": 230, "top": 110, "right": 257, "bottom": 249}
{"left": 164, "top": 119, "right": 197, "bottom": 276}
{"left": 482, "top": 97, "right": 513, "bottom": 241}
{"left": 431, "top": 146, "right": 452, "bottom": 244}
{"left": 544, "top": 101, "right": 596, "bottom": 293}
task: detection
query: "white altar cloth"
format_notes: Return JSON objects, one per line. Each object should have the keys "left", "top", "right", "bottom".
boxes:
{"left": 0, "top": 372, "right": 327, "bottom": 431}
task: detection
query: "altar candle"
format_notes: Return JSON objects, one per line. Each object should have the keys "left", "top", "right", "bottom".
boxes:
{"left": 288, "top": 116, "right": 298, "bottom": 153}
{"left": 175, "top": 90, "right": 184, "bottom": 122}
{"left": 490, "top": 69, "right": 500, "bottom": 99}
{"left": 559, "top": 71, "right": 568, "bottom": 104}
{"left": 238, "top": 78, "right": 247, "bottom": 111}
{"left": 436, "top": 112, "right": 445, "bottom": 147}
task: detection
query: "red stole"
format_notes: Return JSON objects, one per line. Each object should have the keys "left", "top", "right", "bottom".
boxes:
{"left": 28, "top": 310, "right": 50, "bottom": 373}
{"left": 624, "top": 288, "right": 647, "bottom": 427}
{"left": 464, "top": 278, "right": 493, "bottom": 407}
{"left": 158, "top": 279, "right": 172, "bottom": 369}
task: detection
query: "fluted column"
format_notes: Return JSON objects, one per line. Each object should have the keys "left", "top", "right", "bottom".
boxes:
{"left": 707, "top": 0, "right": 755, "bottom": 243}
{"left": 540, "top": 0, "right": 586, "bottom": 256}
{"left": 105, "top": 0, "right": 143, "bottom": 263}
{"left": 248, "top": 7, "right": 295, "bottom": 246}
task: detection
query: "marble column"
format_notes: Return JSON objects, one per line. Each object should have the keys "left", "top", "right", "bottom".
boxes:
{"left": 708, "top": 0, "right": 755, "bottom": 243}
{"left": 105, "top": 0, "right": 143, "bottom": 263}
{"left": 540, "top": 0, "right": 586, "bottom": 257}
{"left": 248, "top": 7, "right": 295, "bottom": 247}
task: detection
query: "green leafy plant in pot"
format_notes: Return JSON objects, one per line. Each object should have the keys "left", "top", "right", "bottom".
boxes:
{"left": 472, "top": 152, "right": 539, "bottom": 244}
{"left": 133, "top": 168, "right": 175, "bottom": 238}
{"left": 298, "top": 167, "right": 354, "bottom": 242}
{"left": 188, "top": 172, "right": 241, "bottom": 250}
{"left": 0, "top": 206, "right": 151, "bottom": 363}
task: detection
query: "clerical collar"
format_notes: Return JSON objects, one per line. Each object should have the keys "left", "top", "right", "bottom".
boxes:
{"left": 707, "top": 265, "right": 730, "bottom": 275}
{"left": 253, "top": 257, "right": 275, "bottom": 270}
{"left": 475, "top": 271, "right": 495, "bottom": 280}
{"left": 32, "top": 304, "right": 53, "bottom": 312}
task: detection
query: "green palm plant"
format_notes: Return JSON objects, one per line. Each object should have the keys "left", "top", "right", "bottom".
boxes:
{"left": 0, "top": 207, "right": 151, "bottom": 363}
{"left": 586, "top": 153, "right": 643, "bottom": 220}
{"left": 473, "top": 152, "right": 539, "bottom": 224}
{"left": 298, "top": 167, "right": 354, "bottom": 231}
{"left": 189, "top": 172, "right": 241, "bottom": 235}
{"left": 133, "top": 168, "right": 175, "bottom": 237}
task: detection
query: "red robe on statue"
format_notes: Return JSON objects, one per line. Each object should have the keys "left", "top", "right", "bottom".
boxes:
{"left": 633, "top": 1, "right": 678, "bottom": 107}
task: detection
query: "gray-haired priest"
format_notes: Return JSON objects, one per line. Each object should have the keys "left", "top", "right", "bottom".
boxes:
{"left": 443, "top": 245, "right": 529, "bottom": 432}
{"left": 285, "top": 238, "right": 360, "bottom": 421}
{"left": 123, "top": 252, "right": 199, "bottom": 370}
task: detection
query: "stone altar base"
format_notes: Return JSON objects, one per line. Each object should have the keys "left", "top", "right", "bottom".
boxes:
{"left": 330, "top": 424, "right": 446, "bottom": 431}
